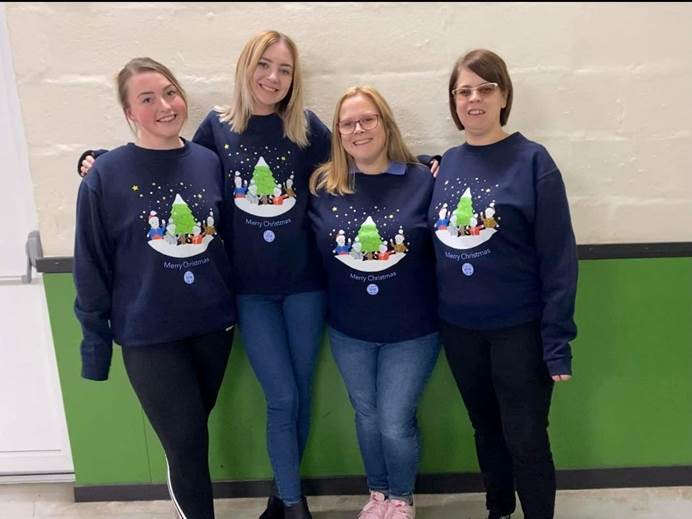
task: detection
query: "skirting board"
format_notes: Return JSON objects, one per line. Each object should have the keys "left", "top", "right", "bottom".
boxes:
{"left": 74, "top": 466, "right": 692, "bottom": 502}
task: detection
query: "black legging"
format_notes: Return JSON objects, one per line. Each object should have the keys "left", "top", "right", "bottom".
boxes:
{"left": 122, "top": 328, "right": 233, "bottom": 519}
{"left": 440, "top": 319, "right": 555, "bottom": 519}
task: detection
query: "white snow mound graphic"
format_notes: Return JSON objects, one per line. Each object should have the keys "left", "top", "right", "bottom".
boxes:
{"left": 235, "top": 196, "right": 296, "bottom": 217}
{"left": 147, "top": 235, "right": 214, "bottom": 258}
{"left": 435, "top": 228, "right": 497, "bottom": 250}
{"left": 335, "top": 253, "right": 406, "bottom": 272}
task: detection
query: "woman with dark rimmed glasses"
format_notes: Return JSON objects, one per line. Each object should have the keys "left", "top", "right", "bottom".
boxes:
{"left": 309, "top": 86, "right": 440, "bottom": 519}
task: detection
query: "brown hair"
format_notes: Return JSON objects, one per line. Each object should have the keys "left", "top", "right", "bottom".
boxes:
{"left": 310, "top": 86, "right": 418, "bottom": 196}
{"left": 116, "top": 57, "right": 188, "bottom": 132}
{"left": 216, "top": 30, "right": 308, "bottom": 147}
{"left": 448, "top": 49, "right": 513, "bottom": 131}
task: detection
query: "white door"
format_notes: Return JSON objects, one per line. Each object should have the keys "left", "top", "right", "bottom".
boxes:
{"left": 0, "top": 3, "right": 73, "bottom": 480}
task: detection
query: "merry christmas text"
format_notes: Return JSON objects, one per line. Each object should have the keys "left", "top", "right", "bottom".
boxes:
{"left": 444, "top": 248, "right": 491, "bottom": 262}
{"left": 245, "top": 217, "right": 292, "bottom": 228}
{"left": 350, "top": 271, "right": 398, "bottom": 283}
{"left": 163, "top": 257, "right": 211, "bottom": 270}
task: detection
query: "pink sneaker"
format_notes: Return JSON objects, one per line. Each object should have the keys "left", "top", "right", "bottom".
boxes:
{"left": 385, "top": 498, "right": 415, "bottom": 519}
{"left": 358, "top": 491, "right": 389, "bottom": 519}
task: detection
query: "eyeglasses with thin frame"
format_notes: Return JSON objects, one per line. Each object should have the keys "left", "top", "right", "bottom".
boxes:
{"left": 337, "top": 114, "right": 380, "bottom": 135}
{"left": 451, "top": 82, "right": 500, "bottom": 99}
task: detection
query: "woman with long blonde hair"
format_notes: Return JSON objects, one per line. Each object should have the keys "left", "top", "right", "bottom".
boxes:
{"left": 309, "top": 86, "right": 440, "bottom": 519}
{"left": 194, "top": 30, "right": 331, "bottom": 519}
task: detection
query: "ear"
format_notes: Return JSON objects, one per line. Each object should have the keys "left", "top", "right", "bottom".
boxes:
{"left": 125, "top": 107, "right": 137, "bottom": 124}
{"left": 501, "top": 91, "right": 508, "bottom": 109}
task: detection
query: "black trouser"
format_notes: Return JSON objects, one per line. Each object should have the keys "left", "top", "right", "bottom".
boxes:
{"left": 122, "top": 328, "right": 234, "bottom": 519}
{"left": 440, "top": 319, "right": 555, "bottom": 519}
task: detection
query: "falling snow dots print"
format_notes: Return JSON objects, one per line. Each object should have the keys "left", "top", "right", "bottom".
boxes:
{"left": 432, "top": 178, "right": 500, "bottom": 250}
{"left": 138, "top": 181, "right": 218, "bottom": 259}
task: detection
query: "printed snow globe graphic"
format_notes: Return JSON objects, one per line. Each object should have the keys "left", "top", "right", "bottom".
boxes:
{"left": 234, "top": 156, "right": 296, "bottom": 217}
{"left": 434, "top": 187, "right": 498, "bottom": 250}
{"left": 146, "top": 194, "right": 216, "bottom": 258}
{"left": 333, "top": 216, "right": 408, "bottom": 273}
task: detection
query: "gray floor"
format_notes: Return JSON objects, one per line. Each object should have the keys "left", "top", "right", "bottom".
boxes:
{"left": 1, "top": 483, "right": 692, "bottom": 518}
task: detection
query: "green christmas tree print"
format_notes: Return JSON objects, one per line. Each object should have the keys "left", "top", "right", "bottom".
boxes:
{"left": 455, "top": 187, "right": 474, "bottom": 227}
{"left": 251, "top": 156, "right": 278, "bottom": 197}
{"left": 356, "top": 216, "right": 384, "bottom": 254}
{"left": 170, "top": 194, "right": 196, "bottom": 235}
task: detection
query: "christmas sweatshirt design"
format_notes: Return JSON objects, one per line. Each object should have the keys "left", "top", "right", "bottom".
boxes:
{"left": 231, "top": 150, "right": 296, "bottom": 217}
{"left": 135, "top": 181, "right": 217, "bottom": 259}
{"left": 331, "top": 214, "right": 409, "bottom": 273}
{"left": 432, "top": 180, "right": 500, "bottom": 250}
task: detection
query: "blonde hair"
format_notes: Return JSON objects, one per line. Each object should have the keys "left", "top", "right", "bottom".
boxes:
{"left": 310, "top": 86, "right": 418, "bottom": 196}
{"left": 216, "top": 30, "right": 308, "bottom": 147}
{"left": 116, "top": 57, "right": 188, "bottom": 134}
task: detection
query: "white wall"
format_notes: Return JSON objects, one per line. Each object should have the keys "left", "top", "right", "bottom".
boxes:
{"left": 5, "top": 2, "right": 692, "bottom": 254}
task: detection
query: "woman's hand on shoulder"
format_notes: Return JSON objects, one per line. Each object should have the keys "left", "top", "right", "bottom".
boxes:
{"left": 80, "top": 154, "right": 95, "bottom": 177}
{"left": 430, "top": 159, "right": 440, "bottom": 178}
{"left": 416, "top": 154, "right": 441, "bottom": 177}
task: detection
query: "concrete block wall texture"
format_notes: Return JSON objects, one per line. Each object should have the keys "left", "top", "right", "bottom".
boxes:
{"left": 5, "top": 2, "right": 692, "bottom": 255}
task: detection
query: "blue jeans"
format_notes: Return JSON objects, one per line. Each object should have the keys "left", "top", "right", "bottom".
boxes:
{"left": 236, "top": 291, "right": 326, "bottom": 505}
{"left": 328, "top": 327, "right": 441, "bottom": 500}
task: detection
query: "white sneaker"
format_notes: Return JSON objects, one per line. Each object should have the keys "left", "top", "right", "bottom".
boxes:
{"left": 385, "top": 498, "right": 415, "bottom": 519}
{"left": 357, "top": 491, "right": 389, "bottom": 519}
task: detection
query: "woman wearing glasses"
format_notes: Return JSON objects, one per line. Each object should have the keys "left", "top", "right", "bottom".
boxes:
{"left": 309, "top": 86, "right": 439, "bottom": 519}
{"left": 428, "top": 49, "right": 578, "bottom": 519}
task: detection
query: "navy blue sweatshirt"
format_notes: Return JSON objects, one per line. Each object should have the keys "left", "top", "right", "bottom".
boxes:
{"left": 429, "top": 132, "right": 577, "bottom": 375}
{"left": 73, "top": 141, "right": 236, "bottom": 381}
{"left": 309, "top": 162, "right": 438, "bottom": 342}
{"left": 193, "top": 110, "right": 331, "bottom": 295}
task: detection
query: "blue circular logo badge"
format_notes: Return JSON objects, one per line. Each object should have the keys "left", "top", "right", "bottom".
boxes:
{"left": 263, "top": 230, "right": 275, "bottom": 243}
{"left": 462, "top": 263, "right": 474, "bottom": 276}
{"left": 366, "top": 283, "right": 379, "bottom": 296}
{"left": 183, "top": 271, "right": 195, "bottom": 284}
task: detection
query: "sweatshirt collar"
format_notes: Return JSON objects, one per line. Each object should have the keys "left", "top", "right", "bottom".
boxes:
{"left": 349, "top": 160, "right": 406, "bottom": 176}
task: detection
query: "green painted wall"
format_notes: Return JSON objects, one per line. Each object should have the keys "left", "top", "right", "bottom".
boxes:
{"left": 44, "top": 257, "right": 692, "bottom": 486}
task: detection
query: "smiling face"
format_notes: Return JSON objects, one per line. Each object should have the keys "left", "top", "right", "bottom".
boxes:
{"left": 251, "top": 40, "right": 294, "bottom": 115}
{"left": 125, "top": 71, "right": 186, "bottom": 149}
{"left": 339, "top": 94, "right": 388, "bottom": 173}
{"left": 453, "top": 67, "right": 508, "bottom": 145}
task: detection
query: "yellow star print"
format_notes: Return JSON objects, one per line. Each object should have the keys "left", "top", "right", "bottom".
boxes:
{"left": 132, "top": 185, "right": 139, "bottom": 191}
